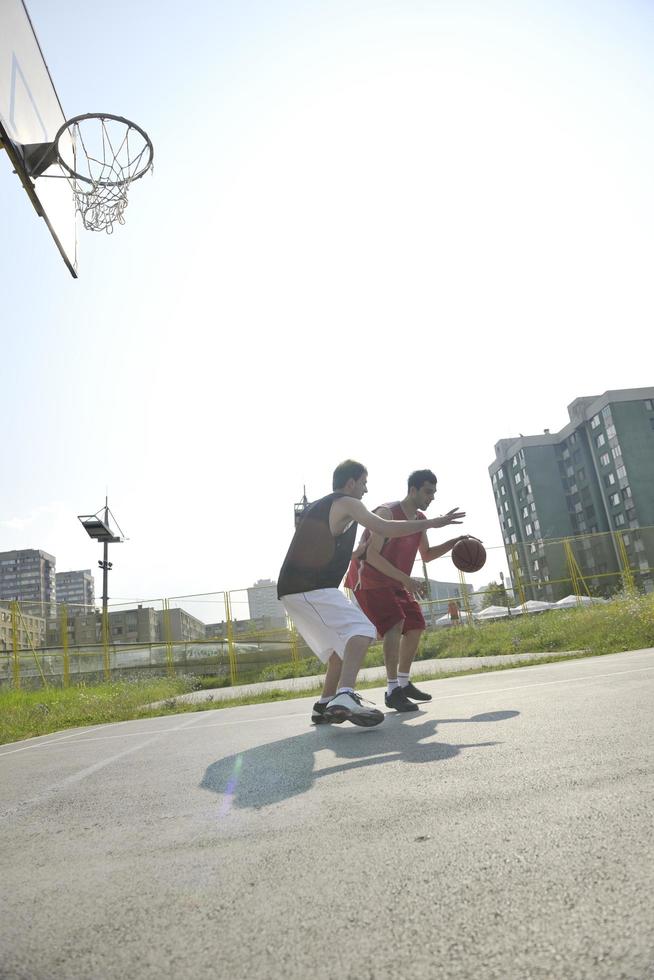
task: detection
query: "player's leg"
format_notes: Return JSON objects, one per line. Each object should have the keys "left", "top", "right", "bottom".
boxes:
{"left": 321, "top": 651, "right": 342, "bottom": 700}
{"left": 355, "top": 588, "right": 418, "bottom": 713}
{"left": 325, "top": 633, "right": 385, "bottom": 727}
{"left": 311, "top": 652, "right": 344, "bottom": 724}
{"left": 284, "top": 589, "right": 382, "bottom": 727}
{"left": 389, "top": 593, "right": 432, "bottom": 701}
{"left": 336, "top": 633, "right": 373, "bottom": 689}
{"left": 382, "top": 620, "right": 402, "bottom": 684}
{"left": 397, "top": 617, "right": 432, "bottom": 702}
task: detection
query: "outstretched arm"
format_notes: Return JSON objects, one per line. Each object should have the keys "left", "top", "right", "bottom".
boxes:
{"left": 330, "top": 497, "right": 465, "bottom": 538}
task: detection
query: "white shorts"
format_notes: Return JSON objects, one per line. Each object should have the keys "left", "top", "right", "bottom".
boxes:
{"left": 281, "top": 588, "right": 377, "bottom": 663}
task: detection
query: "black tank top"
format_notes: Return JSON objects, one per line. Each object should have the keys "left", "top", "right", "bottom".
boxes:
{"left": 277, "top": 492, "right": 358, "bottom": 598}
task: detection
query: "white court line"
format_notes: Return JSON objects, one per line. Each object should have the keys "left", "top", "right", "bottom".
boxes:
{"left": 1, "top": 661, "right": 652, "bottom": 755}
{"left": 0, "top": 712, "right": 210, "bottom": 818}
{"left": 0, "top": 723, "right": 115, "bottom": 757}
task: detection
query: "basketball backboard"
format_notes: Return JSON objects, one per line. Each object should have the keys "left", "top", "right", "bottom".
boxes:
{"left": 0, "top": 0, "right": 78, "bottom": 276}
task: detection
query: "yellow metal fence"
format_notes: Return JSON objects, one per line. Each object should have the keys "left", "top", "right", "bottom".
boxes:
{"left": 1, "top": 527, "right": 652, "bottom": 690}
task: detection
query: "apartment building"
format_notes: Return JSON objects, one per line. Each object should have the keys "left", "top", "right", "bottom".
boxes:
{"left": 489, "top": 387, "right": 654, "bottom": 600}
{"left": 0, "top": 549, "right": 56, "bottom": 618}
{"left": 55, "top": 569, "right": 95, "bottom": 612}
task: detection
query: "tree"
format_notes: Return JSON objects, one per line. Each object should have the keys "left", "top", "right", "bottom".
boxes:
{"left": 481, "top": 581, "right": 510, "bottom": 609}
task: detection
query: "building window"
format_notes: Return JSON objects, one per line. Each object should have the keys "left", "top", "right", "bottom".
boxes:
{"left": 611, "top": 445, "right": 622, "bottom": 459}
{"left": 614, "top": 513, "right": 626, "bottom": 527}
{"left": 500, "top": 486, "right": 506, "bottom": 496}
{"left": 635, "top": 540, "right": 645, "bottom": 553}
{"left": 512, "top": 455, "right": 518, "bottom": 467}
{"left": 498, "top": 468, "right": 504, "bottom": 479}
{"left": 591, "top": 415, "right": 600, "bottom": 429}
{"left": 525, "top": 523, "right": 533, "bottom": 536}
{"left": 510, "top": 534, "right": 517, "bottom": 544}
{"left": 531, "top": 502, "right": 536, "bottom": 511}
{"left": 507, "top": 518, "right": 513, "bottom": 528}
{"left": 606, "top": 424, "right": 616, "bottom": 439}
{"left": 645, "top": 400, "right": 653, "bottom": 411}
{"left": 622, "top": 486, "right": 632, "bottom": 499}
{"left": 504, "top": 501, "right": 509, "bottom": 512}
{"left": 604, "top": 472, "right": 615, "bottom": 486}
{"left": 610, "top": 493, "right": 620, "bottom": 506}
{"left": 602, "top": 405, "right": 612, "bottom": 420}
{"left": 515, "top": 472, "right": 522, "bottom": 484}
{"left": 616, "top": 465, "right": 627, "bottom": 480}
{"left": 596, "top": 433, "right": 605, "bottom": 448}
{"left": 600, "top": 453, "right": 610, "bottom": 466}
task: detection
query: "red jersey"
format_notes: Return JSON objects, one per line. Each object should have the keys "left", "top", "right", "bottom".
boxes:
{"left": 345, "top": 501, "right": 426, "bottom": 591}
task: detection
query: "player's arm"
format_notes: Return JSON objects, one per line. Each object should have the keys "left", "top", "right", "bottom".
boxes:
{"left": 419, "top": 533, "right": 473, "bottom": 563}
{"left": 333, "top": 497, "right": 465, "bottom": 538}
{"left": 363, "top": 511, "right": 425, "bottom": 596}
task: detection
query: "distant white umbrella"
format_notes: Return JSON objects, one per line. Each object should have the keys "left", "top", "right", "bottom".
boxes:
{"left": 476, "top": 605, "right": 510, "bottom": 620}
{"left": 555, "top": 594, "right": 607, "bottom": 608}
{"left": 508, "top": 599, "right": 553, "bottom": 615}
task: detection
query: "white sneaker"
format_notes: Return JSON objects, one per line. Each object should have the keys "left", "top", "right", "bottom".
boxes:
{"left": 324, "top": 691, "right": 384, "bottom": 727}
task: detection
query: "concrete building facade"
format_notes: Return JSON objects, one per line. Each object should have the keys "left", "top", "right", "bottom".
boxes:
{"left": 247, "top": 579, "right": 287, "bottom": 626}
{"left": 489, "top": 387, "right": 654, "bottom": 600}
{"left": 0, "top": 549, "right": 56, "bottom": 619}
{"left": 55, "top": 570, "right": 95, "bottom": 612}
{"left": 0, "top": 603, "right": 46, "bottom": 651}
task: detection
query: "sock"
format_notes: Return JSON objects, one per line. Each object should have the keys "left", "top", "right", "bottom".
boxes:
{"left": 387, "top": 678, "right": 399, "bottom": 696}
{"left": 398, "top": 672, "right": 410, "bottom": 688}
{"left": 336, "top": 686, "right": 354, "bottom": 696}
{"left": 318, "top": 697, "right": 331, "bottom": 705}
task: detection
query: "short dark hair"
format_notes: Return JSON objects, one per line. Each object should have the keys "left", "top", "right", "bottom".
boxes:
{"left": 333, "top": 460, "right": 367, "bottom": 490}
{"left": 408, "top": 469, "right": 437, "bottom": 492}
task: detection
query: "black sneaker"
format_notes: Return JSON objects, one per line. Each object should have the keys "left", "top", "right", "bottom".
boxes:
{"left": 402, "top": 681, "right": 432, "bottom": 702}
{"left": 385, "top": 687, "right": 419, "bottom": 712}
{"left": 311, "top": 701, "right": 344, "bottom": 725}
{"left": 324, "top": 691, "right": 384, "bottom": 727}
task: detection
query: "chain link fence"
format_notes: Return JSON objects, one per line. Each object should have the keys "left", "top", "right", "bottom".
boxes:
{"left": 1, "top": 527, "right": 652, "bottom": 690}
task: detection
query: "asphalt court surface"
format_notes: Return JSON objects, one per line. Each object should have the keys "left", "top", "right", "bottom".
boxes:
{"left": 1, "top": 649, "right": 653, "bottom": 979}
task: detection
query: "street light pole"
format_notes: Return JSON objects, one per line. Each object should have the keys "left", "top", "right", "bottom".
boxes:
{"left": 100, "top": 498, "right": 110, "bottom": 624}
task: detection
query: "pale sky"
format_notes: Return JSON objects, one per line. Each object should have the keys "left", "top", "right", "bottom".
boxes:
{"left": 1, "top": 0, "right": 653, "bottom": 615}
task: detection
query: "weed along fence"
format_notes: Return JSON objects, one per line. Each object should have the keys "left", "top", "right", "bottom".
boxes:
{"left": 1, "top": 528, "right": 652, "bottom": 691}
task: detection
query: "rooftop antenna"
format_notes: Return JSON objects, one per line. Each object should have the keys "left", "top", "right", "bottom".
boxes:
{"left": 294, "top": 486, "right": 309, "bottom": 528}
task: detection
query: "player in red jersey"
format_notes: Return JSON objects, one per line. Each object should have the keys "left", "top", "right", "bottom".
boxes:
{"left": 345, "top": 469, "right": 470, "bottom": 712}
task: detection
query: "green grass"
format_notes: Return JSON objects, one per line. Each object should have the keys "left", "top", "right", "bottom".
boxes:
{"left": 1, "top": 592, "right": 652, "bottom": 745}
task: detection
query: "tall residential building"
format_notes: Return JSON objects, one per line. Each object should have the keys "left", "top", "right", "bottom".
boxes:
{"left": 0, "top": 549, "right": 56, "bottom": 618}
{"left": 247, "top": 579, "right": 287, "bottom": 625}
{"left": 489, "top": 387, "right": 654, "bottom": 601}
{"left": 55, "top": 570, "right": 95, "bottom": 612}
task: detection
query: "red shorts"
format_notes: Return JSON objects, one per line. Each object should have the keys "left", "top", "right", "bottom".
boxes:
{"left": 354, "top": 587, "right": 426, "bottom": 637}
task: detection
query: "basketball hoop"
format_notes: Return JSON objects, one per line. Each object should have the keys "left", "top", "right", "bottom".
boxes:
{"left": 54, "top": 113, "right": 154, "bottom": 233}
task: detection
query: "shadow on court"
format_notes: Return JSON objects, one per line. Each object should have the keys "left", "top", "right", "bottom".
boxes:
{"left": 200, "top": 709, "right": 519, "bottom": 811}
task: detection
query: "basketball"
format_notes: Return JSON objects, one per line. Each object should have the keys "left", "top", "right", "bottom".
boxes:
{"left": 452, "top": 537, "right": 486, "bottom": 573}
